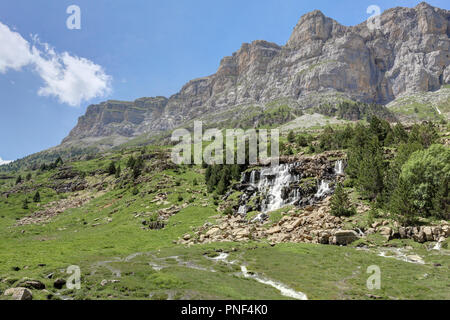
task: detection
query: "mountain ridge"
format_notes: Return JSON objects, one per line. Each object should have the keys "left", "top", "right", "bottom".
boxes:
{"left": 1, "top": 1, "right": 448, "bottom": 172}
{"left": 62, "top": 2, "right": 449, "bottom": 149}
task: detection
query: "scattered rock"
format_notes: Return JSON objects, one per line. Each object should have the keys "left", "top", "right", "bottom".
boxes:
{"left": 19, "top": 280, "right": 45, "bottom": 290}
{"left": 4, "top": 287, "right": 33, "bottom": 300}
{"left": 53, "top": 278, "right": 66, "bottom": 290}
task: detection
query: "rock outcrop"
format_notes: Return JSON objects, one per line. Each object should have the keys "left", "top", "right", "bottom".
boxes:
{"left": 63, "top": 2, "right": 450, "bottom": 149}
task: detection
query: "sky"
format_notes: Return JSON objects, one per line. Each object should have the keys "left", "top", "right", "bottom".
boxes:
{"left": 0, "top": 0, "right": 449, "bottom": 162}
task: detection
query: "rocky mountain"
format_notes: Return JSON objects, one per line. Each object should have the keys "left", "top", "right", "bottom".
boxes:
{"left": 60, "top": 2, "right": 450, "bottom": 149}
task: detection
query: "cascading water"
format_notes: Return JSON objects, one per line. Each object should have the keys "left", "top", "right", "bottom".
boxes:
{"left": 315, "top": 180, "right": 330, "bottom": 198}
{"left": 334, "top": 160, "right": 344, "bottom": 175}
{"left": 238, "top": 158, "right": 345, "bottom": 215}
{"left": 255, "top": 164, "right": 301, "bottom": 213}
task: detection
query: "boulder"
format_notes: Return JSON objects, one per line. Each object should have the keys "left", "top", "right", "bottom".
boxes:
{"left": 4, "top": 287, "right": 33, "bottom": 300}
{"left": 331, "top": 230, "right": 359, "bottom": 245}
{"left": 18, "top": 280, "right": 46, "bottom": 290}
{"left": 267, "top": 226, "right": 281, "bottom": 235}
{"left": 379, "top": 226, "right": 392, "bottom": 240}
{"left": 423, "top": 227, "right": 433, "bottom": 242}
{"left": 205, "top": 228, "right": 221, "bottom": 238}
{"left": 53, "top": 278, "right": 66, "bottom": 290}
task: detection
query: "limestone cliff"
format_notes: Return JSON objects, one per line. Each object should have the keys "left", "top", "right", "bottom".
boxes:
{"left": 63, "top": 2, "right": 449, "bottom": 147}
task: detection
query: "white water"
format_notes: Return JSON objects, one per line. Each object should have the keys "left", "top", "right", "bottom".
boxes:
{"left": 315, "top": 180, "right": 330, "bottom": 198}
{"left": 334, "top": 160, "right": 344, "bottom": 175}
{"left": 241, "top": 266, "right": 308, "bottom": 300}
{"left": 208, "top": 253, "right": 307, "bottom": 300}
{"left": 432, "top": 238, "right": 444, "bottom": 251}
{"left": 238, "top": 205, "right": 247, "bottom": 215}
{"left": 255, "top": 164, "right": 301, "bottom": 213}
{"left": 378, "top": 248, "right": 425, "bottom": 264}
{"left": 251, "top": 212, "right": 268, "bottom": 224}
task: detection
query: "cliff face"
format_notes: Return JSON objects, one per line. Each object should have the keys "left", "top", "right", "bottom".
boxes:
{"left": 62, "top": 97, "right": 168, "bottom": 143}
{"left": 63, "top": 2, "right": 449, "bottom": 146}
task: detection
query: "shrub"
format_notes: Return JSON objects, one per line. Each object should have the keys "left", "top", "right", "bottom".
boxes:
{"left": 398, "top": 144, "right": 449, "bottom": 218}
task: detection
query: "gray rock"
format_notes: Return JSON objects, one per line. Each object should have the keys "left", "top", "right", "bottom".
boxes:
{"left": 53, "top": 278, "right": 66, "bottom": 290}
{"left": 4, "top": 287, "right": 33, "bottom": 300}
{"left": 332, "top": 230, "right": 359, "bottom": 245}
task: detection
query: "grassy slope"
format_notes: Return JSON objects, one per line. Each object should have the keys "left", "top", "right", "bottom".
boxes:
{"left": 0, "top": 145, "right": 449, "bottom": 300}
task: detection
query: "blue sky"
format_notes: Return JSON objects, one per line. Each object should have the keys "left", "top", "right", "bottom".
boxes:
{"left": 0, "top": 0, "right": 449, "bottom": 162}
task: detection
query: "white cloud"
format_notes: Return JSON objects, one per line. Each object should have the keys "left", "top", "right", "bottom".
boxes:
{"left": 0, "top": 22, "right": 112, "bottom": 106}
{"left": 0, "top": 157, "right": 12, "bottom": 166}
{"left": 0, "top": 23, "right": 33, "bottom": 73}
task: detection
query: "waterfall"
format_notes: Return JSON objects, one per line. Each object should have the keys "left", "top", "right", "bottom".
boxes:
{"left": 432, "top": 238, "right": 444, "bottom": 251}
{"left": 250, "top": 170, "right": 257, "bottom": 185}
{"left": 315, "top": 180, "right": 330, "bottom": 198}
{"left": 334, "top": 160, "right": 344, "bottom": 175}
{"left": 237, "top": 205, "right": 247, "bottom": 216}
{"left": 257, "top": 164, "right": 300, "bottom": 213}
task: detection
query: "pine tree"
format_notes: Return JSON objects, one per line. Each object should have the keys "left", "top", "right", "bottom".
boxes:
{"left": 216, "top": 176, "right": 227, "bottom": 195}
{"left": 231, "top": 164, "right": 241, "bottom": 181}
{"left": 356, "top": 136, "right": 385, "bottom": 200}
{"left": 205, "top": 166, "right": 212, "bottom": 183}
{"left": 296, "top": 135, "right": 308, "bottom": 147}
{"left": 115, "top": 165, "right": 121, "bottom": 178}
{"left": 127, "top": 156, "right": 136, "bottom": 168}
{"left": 390, "top": 178, "right": 417, "bottom": 226}
{"left": 330, "top": 183, "right": 355, "bottom": 217}
{"left": 108, "top": 162, "right": 116, "bottom": 175}
{"left": 287, "top": 130, "right": 295, "bottom": 143}
{"left": 26, "top": 173, "right": 32, "bottom": 181}
{"left": 22, "top": 198, "right": 29, "bottom": 210}
{"left": 33, "top": 191, "right": 41, "bottom": 203}
{"left": 55, "top": 156, "right": 63, "bottom": 166}
{"left": 16, "top": 175, "right": 22, "bottom": 185}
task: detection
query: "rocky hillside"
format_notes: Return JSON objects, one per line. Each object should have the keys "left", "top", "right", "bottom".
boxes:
{"left": 46, "top": 3, "right": 450, "bottom": 150}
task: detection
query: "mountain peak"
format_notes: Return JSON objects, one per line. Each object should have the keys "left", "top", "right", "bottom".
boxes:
{"left": 287, "top": 10, "right": 345, "bottom": 47}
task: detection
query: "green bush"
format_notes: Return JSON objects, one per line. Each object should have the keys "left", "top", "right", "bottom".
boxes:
{"left": 397, "top": 144, "right": 449, "bottom": 218}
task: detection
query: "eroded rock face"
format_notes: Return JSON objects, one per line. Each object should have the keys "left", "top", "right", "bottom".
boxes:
{"left": 63, "top": 3, "right": 449, "bottom": 149}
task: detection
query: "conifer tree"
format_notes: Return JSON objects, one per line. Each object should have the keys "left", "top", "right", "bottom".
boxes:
{"left": 33, "top": 191, "right": 41, "bottom": 203}
{"left": 330, "top": 183, "right": 355, "bottom": 217}
{"left": 108, "top": 162, "right": 116, "bottom": 175}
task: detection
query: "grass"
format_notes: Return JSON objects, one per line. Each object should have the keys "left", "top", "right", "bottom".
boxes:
{"left": 1, "top": 143, "right": 449, "bottom": 300}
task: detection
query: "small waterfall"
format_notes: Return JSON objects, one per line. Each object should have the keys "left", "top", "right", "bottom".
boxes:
{"left": 250, "top": 171, "right": 257, "bottom": 185}
{"left": 432, "top": 238, "right": 444, "bottom": 251}
{"left": 334, "top": 160, "right": 344, "bottom": 175}
{"left": 315, "top": 180, "right": 330, "bottom": 198}
{"left": 237, "top": 205, "right": 247, "bottom": 216}
{"left": 257, "top": 164, "right": 301, "bottom": 213}
{"left": 251, "top": 213, "right": 269, "bottom": 224}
